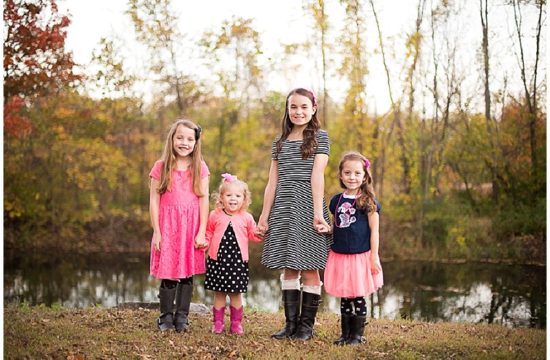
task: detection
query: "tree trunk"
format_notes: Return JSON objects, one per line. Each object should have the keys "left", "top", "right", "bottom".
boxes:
{"left": 480, "top": 0, "right": 499, "bottom": 204}
{"left": 512, "top": 0, "right": 543, "bottom": 177}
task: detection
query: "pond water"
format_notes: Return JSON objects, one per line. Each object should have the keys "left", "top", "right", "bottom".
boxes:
{"left": 4, "top": 245, "right": 545, "bottom": 329}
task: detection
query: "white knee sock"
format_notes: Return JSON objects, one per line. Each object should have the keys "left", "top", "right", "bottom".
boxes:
{"left": 302, "top": 282, "right": 323, "bottom": 295}
{"left": 280, "top": 274, "right": 301, "bottom": 290}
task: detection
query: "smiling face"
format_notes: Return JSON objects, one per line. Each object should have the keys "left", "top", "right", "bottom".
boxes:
{"left": 287, "top": 94, "right": 316, "bottom": 128}
{"left": 221, "top": 182, "right": 246, "bottom": 214}
{"left": 339, "top": 159, "right": 366, "bottom": 195}
{"left": 172, "top": 125, "right": 196, "bottom": 158}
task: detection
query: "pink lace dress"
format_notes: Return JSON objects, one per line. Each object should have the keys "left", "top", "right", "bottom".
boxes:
{"left": 149, "top": 160, "right": 209, "bottom": 279}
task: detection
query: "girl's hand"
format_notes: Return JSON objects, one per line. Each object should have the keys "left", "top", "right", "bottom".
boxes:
{"left": 256, "top": 216, "right": 269, "bottom": 237}
{"left": 370, "top": 253, "right": 382, "bottom": 275}
{"left": 194, "top": 234, "right": 208, "bottom": 249}
{"left": 313, "top": 214, "right": 330, "bottom": 233}
{"left": 315, "top": 223, "right": 332, "bottom": 234}
{"left": 152, "top": 232, "right": 161, "bottom": 252}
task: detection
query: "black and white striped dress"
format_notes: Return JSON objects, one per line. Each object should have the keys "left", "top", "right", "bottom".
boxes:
{"left": 261, "top": 130, "right": 332, "bottom": 270}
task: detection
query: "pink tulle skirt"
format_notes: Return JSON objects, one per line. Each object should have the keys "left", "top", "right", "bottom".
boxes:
{"left": 324, "top": 250, "right": 383, "bottom": 298}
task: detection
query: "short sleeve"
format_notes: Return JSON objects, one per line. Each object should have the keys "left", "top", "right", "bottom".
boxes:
{"left": 329, "top": 194, "right": 339, "bottom": 214}
{"left": 149, "top": 160, "right": 163, "bottom": 181}
{"left": 200, "top": 161, "right": 210, "bottom": 179}
{"left": 271, "top": 139, "right": 279, "bottom": 160}
{"left": 375, "top": 200, "right": 381, "bottom": 214}
{"left": 315, "top": 130, "right": 330, "bottom": 155}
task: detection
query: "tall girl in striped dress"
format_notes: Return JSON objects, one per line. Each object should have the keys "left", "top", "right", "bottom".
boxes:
{"left": 257, "top": 87, "right": 331, "bottom": 341}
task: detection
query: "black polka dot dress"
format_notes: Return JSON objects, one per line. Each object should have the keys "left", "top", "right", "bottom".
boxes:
{"left": 204, "top": 222, "right": 249, "bottom": 293}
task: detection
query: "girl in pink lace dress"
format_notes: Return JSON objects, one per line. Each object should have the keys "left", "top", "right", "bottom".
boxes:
{"left": 149, "top": 119, "right": 210, "bottom": 332}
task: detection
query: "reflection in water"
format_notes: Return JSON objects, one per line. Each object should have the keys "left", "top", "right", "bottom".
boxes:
{"left": 4, "top": 247, "right": 545, "bottom": 329}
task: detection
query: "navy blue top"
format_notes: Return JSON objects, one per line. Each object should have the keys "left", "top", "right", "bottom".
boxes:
{"left": 329, "top": 193, "right": 381, "bottom": 254}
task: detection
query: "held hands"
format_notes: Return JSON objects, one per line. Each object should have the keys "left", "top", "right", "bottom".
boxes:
{"left": 194, "top": 234, "right": 208, "bottom": 250}
{"left": 255, "top": 216, "right": 269, "bottom": 239}
{"left": 313, "top": 214, "right": 331, "bottom": 234}
{"left": 315, "top": 223, "right": 332, "bottom": 234}
{"left": 370, "top": 253, "right": 382, "bottom": 275}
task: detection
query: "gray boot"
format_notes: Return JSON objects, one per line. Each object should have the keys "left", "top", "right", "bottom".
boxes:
{"left": 157, "top": 286, "right": 176, "bottom": 331}
{"left": 174, "top": 279, "right": 193, "bottom": 332}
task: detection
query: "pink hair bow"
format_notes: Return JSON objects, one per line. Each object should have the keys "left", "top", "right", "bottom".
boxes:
{"left": 221, "top": 173, "right": 237, "bottom": 183}
{"left": 364, "top": 158, "right": 371, "bottom": 169}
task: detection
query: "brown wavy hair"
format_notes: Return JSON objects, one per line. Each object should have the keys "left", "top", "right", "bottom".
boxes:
{"left": 275, "top": 88, "right": 320, "bottom": 159}
{"left": 338, "top": 151, "right": 377, "bottom": 213}
{"left": 157, "top": 119, "right": 204, "bottom": 196}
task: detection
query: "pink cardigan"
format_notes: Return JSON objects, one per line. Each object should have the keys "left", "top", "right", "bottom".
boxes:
{"left": 205, "top": 208, "right": 262, "bottom": 261}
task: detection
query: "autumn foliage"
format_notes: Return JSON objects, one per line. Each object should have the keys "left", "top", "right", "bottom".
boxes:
{"left": 3, "top": 0, "right": 81, "bottom": 137}
{"left": 3, "top": 0, "right": 546, "bottom": 262}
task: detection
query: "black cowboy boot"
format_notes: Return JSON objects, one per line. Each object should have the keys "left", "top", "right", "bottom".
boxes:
{"left": 157, "top": 286, "right": 176, "bottom": 331}
{"left": 271, "top": 289, "right": 301, "bottom": 340}
{"left": 291, "top": 291, "right": 321, "bottom": 341}
{"left": 333, "top": 313, "right": 352, "bottom": 345}
{"left": 346, "top": 315, "right": 367, "bottom": 345}
{"left": 174, "top": 279, "right": 193, "bottom": 332}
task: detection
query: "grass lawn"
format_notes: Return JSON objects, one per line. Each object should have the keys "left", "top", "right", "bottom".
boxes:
{"left": 4, "top": 306, "right": 546, "bottom": 359}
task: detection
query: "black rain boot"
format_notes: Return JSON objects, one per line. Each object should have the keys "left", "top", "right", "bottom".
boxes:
{"left": 333, "top": 313, "right": 352, "bottom": 345}
{"left": 346, "top": 315, "right": 367, "bottom": 345}
{"left": 174, "top": 279, "right": 193, "bottom": 332}
{"left": 291, "top": 292, "right": 321, "bottom": 341}
{"left": 271, "top": 289, "right": 301, "bottom": 340}
{"left": 157, "top": 286, "right": 176, "bottom": 331}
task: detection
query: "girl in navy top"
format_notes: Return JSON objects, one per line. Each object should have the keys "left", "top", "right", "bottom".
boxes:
{"left": 317, "top": 151, "right": 383, "bottom": 345}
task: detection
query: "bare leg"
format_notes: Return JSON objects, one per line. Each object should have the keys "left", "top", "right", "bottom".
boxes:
{"left": 283, "top": 268, "right": 300, "bottom": 280}
{"left": 229, "top": 293, "right": 242, "bottom": 308}
{"left": 301, "top": 269, "right": 321, "bottom": 286}
{"left": 214, "top": 292, "right": 227, "bottom": 309}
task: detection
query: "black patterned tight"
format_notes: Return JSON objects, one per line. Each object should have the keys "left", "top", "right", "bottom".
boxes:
{"left": 340, "top": 296, "right": 367, "bottom": 316}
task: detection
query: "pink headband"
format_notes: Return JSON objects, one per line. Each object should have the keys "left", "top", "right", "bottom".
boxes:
{"left": 305, "top": 88, "right": 317, "bottom": 106}
{"left": 364, "top": 158, "right": 371, "bottom": 169}
{"left": 221, "top": 173, "right": 237, "bottom": 183}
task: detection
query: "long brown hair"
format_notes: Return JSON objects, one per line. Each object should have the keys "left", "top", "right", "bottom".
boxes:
{"left": 157, "top": 119, "right": 204, "bottom": 196}
{"left": 338, "top": 151, "right": 377, "bottom": 213}
{"left": 275, "top": 88, "right": 320, "bottom": 159}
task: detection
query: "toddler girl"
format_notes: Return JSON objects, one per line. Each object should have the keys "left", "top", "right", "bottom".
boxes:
{"left": 205, "top": 173, "right": 261, "bottom": 335}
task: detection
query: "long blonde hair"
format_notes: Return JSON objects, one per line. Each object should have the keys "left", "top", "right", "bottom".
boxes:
{"left": 158, "top": 119, "right": 204, "bottom": 196}
{"left": 338, "top": 151, "right": 377, "bottom": 213}
{"left": 212, "top": 175, "right": 252, "bottom": 212}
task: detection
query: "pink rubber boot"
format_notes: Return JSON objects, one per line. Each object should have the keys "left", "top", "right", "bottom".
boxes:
{"left": 212, "top": 307, "right": 225, "bottom": 334}
{"left": 229, "top": 306, "right": 244, "bottom": 335}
